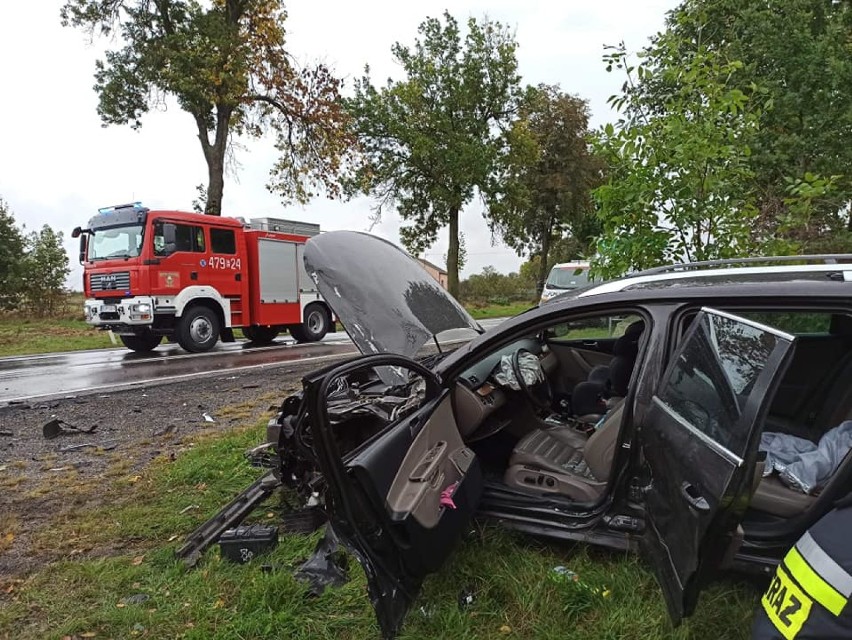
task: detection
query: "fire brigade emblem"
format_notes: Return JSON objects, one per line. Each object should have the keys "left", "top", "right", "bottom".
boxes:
{"left": 160, "top": 272, "right": 179, "bottom": 288}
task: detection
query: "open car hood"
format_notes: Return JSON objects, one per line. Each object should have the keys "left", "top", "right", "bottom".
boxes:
{"left": 303, "top": 231, "right": 481, "bottom": 358}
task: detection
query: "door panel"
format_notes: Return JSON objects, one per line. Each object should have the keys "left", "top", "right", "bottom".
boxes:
{"left": 640, "top": 308, "right": 795, "bottom": 622}
{"left": 309, "top": 355, "right": 482, "bottom": 638}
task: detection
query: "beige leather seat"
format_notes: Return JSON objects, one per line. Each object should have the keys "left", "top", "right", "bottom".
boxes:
{"left": 504, "top": 403, "right": 624, "bottom": 501}
{"left": 750, "top": 475, "right": 817, "bottom": 518}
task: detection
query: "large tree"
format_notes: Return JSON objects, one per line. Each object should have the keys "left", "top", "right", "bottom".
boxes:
{"left": 592, "top": 7, "right": 767, "bottom": 278}
{"left": 0, "top": 199, "right": 27, "bottom": 311}
{"left": 345, "top": 12, "right": 521, "bottom": 297}
{"left": 61, "top": 0, "right": 354, "bottom": 215}
{"left": 22, "top": 226, "right": 71, "bottom": 317}
{"left": 489, "top": 84, "right": 602, "bottom": 297}
{"left": 645, "top": 0, "right": 852, "bottom": 251}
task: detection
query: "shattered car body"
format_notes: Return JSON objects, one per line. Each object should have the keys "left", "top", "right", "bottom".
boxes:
{"left": 261, "top": 233, "right": 852, "bottom": 638}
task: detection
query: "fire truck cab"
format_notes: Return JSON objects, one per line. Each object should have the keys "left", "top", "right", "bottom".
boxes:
{"left": 72, "top": 203, "right": 334, "bottom": 353}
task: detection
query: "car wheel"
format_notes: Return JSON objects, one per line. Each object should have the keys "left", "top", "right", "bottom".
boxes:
{"left": 119, "top": 332, "right": 162, "bottom": 352}
{"left": 177, "top": 306, "right": 220, "bottom": 353}
{"left": 290, "top": 305, "right": 329, "bottom": 343}
{"left": 243, "top": 325, "right": 279, "bottom": 345}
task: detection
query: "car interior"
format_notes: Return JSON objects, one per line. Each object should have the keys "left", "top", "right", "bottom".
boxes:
{"left": 319, "top": 307, "right": 852, "bottom": 538}
{"left": 447, "top": 308, "right": 852, "bottom": 521}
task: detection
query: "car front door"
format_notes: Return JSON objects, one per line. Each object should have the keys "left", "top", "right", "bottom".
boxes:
{"left": 640, "top": 307, "right": 796, "bottom": 622}
{"left": 307, "top": 354, "right": 483, "bottom": 639}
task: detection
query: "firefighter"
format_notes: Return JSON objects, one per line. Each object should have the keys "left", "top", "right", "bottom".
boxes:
{"left": 752, "top": 498, "right": 852, "bottom": 639}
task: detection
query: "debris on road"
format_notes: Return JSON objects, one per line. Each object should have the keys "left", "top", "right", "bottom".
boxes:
{"left": 202, "top": 412, "right": 215, "bottom": 423}
{"left": 42, "top": 419, "right": 98, "bottom": 440}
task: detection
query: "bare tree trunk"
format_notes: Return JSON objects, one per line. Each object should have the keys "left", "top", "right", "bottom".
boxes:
{"left": 537, "top": 231, "right": 551, "bottom": 300}
{"left": 193, "top": 106, "right": 231, "bottom": 216}
{"left": 447, "top": 206, "right": 460, "bottom": 298}
{"left": 205, "top": 150, "right": 225, "bottom": 216}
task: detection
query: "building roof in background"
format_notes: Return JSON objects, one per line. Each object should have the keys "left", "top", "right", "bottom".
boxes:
{"left": 417, "top": 257, "right": 448, "bottom": 275}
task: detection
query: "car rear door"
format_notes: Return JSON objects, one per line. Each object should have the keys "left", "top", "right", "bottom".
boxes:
{"left": 307, "top": 354, "right": 483, "bottom": 639}
{"left": 639, "top": 307, "right": 796, "bottom": 622}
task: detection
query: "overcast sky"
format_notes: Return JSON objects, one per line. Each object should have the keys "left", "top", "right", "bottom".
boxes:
{"left": 0, "top": 0, "right": 677, "bottom": 290}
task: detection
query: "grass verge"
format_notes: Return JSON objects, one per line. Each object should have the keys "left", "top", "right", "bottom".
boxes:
{"left": 466, "top": 303, "right": 533, "bottom": 320}
{"left": 0, "top": 418, "right": 760, "bottom": 639}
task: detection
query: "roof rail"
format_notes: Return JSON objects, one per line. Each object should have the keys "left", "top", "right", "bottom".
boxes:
{"left": 630, "top": 254, "right": 852, "bottom": 277}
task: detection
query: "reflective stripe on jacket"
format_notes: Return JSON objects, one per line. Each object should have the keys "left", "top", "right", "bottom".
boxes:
{"left": 752, "top": 506, "right": 852, "bottom": 639}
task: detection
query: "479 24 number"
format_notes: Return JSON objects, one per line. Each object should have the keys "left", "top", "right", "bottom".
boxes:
{"left": 209, "top": 256, "right": 241, "bottom": 270}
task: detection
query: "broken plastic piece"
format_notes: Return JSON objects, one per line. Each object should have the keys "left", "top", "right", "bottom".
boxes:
{"left": 294, "top": 526, "right": 350, "bottom": 596}
{"left": 440, "top": 481, "right": 459, "bottom": 509}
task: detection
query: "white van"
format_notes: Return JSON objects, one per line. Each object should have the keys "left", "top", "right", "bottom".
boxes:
{"left": 540, "top": 262, "right": 592, "bottom": 304}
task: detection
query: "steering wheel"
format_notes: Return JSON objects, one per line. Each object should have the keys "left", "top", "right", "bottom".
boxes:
{"left": 511, "top": 348, "right": 552, "bottom": 411}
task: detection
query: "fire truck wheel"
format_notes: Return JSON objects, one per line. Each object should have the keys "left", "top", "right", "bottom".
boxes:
{"left": 119, "top": 332, "right": 163, "bottom": 352}
{"left": 242, "top": 326, "right": 279, "bottom": 344}
{"left": 290, "top": 305, "right": 329, "bottom": 343}
{"left": 177, "top": 306, "right": 221, "bottom": 353}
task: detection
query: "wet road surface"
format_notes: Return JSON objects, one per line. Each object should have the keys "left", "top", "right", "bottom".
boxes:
{"left": 0, "top": 318, "right": 506, "bottom": 405}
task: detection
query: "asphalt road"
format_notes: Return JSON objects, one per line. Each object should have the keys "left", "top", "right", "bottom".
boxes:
{"left": 0, "top": 317, "right": 506, "bottom": 405}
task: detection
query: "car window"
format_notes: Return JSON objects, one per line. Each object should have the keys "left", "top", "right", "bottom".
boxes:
{"left": 547, "top": 313, "right": 643, "bottom": 342}
{"left": 211, "top": 228, "right": 236, "bottom": 254}
{"left": 734, "top": 311, "right": 832, "bottom": 335}
{"left": 658, "top": 312, "right": 782, "bottom": 456}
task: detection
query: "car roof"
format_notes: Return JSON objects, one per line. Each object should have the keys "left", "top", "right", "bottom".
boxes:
{"left": 543, "top": 258, "right": 852, "bottom": 304}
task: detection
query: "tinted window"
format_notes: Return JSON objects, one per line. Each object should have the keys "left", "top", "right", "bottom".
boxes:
{"left": 211, "top": 228, "right": 236, "bottom": 254}
{"left": 657, "top": 312, "right": 782, "bottom": 455}
{"left": 548, "top": 313, "right": 643, "bottom": 342}
{"left": 736, "top": 311, "right": 832, "bottom": 335}
{"left": 154, "top": 221, "right": 204, "bottom": 255}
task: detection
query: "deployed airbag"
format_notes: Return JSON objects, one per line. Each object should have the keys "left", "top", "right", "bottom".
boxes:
{"left": 493, "top": 351, "right": 544, "bottom": 391}
{"left": 759, "top": 420, "right": 852, "bottom": 494}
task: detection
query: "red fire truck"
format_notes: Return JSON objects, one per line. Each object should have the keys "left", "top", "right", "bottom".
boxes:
{"left": 72, "top": 202, "right": 335, "bottom": 353}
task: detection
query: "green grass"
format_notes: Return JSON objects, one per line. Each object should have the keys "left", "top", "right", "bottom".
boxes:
{"left": 0, "top": 316, "right": 114, "bottom": 356}
{"left": 0, "top": 420, "right": 761, "bottom": 640}
{"left": 466, "top": 302, "right": 533, "bottom": 320}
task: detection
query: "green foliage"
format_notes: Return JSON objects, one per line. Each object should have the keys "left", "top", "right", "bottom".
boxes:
{"left": 668, "top": 0, "right": 852, "bottom": 251}
{"left": 0, "top": 200, "right": 69, "bottom": 316}
{"left": 20, "top": 226, "right": 71, "bottom": 317}
{"left": 61, "top": 0, "right": 354, "bottom": 214}
{"left": 489, "top": 84, "right": 602, "bottom": 295}
{"left": 459, "top": 265, "right": 535, "bottom": 306}
{"left": 0, "top": 198, "right": 27, "bottom": 311}
{"left": 345, "top": 12, "right": 522, "bottom": 296}
{"left": 592, "top": 9, "right": 767, "bottom": 278}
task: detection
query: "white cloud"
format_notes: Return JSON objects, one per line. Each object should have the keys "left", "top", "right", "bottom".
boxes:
{"left": 0, "top": 0, "right": 676, "bottom": 290}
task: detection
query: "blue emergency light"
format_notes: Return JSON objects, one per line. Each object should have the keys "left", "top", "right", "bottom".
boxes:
{"left": 98, "top": 202, "right": 145, "bottom": 215}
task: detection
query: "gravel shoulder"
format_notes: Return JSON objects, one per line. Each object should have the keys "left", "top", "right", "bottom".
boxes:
{"left": 0, "top": 359, "right": 346, "bottom": 578}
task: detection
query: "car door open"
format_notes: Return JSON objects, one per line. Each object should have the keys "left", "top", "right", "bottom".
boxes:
{"left": 307, "top": 354, "right": 483, "bottom": 639}
{"left": 640, "top": 307, "right": 796, "bottom": 623}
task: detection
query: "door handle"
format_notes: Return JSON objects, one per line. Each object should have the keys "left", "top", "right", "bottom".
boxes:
{"left": 680, "top": 481, "right": 710, "bottom": 512}
{"left": 409, "top": 441, "right": 447, "bottom": 482}
{"left": 582, "top": 341, "right": 599, "bottom": 348}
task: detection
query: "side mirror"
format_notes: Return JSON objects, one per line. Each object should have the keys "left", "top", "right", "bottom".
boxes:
{"left": 78, "top": 234, "right": 88, "bottom": 264}
{"left": 162, "top": 223, "right": 177, "bottom": 255}
{"left": 71, "top": 226, "right": 82, "bottom": 239}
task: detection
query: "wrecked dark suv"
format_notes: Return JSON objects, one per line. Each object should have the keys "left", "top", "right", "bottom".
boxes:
{"left": 263, "top": 232, "right": 852, "bottom": 638}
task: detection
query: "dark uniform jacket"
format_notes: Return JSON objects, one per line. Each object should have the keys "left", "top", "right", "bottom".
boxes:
{"left": 752, "top": 505, "right": 852, "bottom": 639}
